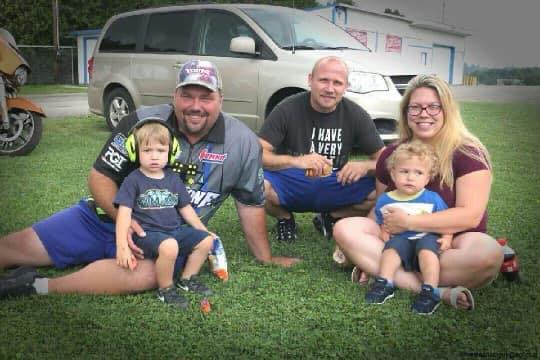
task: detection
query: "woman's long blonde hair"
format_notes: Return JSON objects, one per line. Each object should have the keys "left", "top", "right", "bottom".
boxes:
{"left": 398, "top": 74, "right": 491, "bottom": 189}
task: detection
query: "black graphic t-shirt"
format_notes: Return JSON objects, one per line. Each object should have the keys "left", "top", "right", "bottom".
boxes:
{"left": 259, "top": 92, "right": 384, "bottom": 169}
{"left": 113, "top": 168, "right": 191, "bottom": 232}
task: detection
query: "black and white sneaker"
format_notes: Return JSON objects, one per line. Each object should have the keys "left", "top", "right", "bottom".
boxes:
{"left": 313, "top": 212, "right": 338, "bottom": 239}
{"left": 157, "top": 286, "right": 189, "bottom": 309}
{"left": 176, "top": 275, "right": 213, "bottom": 296}
{"left": 0, "top": 266, "right": 41, "bottom": 299}
{"left": 276, "top": 214, "right": 297, "bottom": 242}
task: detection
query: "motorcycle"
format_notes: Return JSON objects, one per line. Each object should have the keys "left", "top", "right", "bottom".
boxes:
{"left": 0, "top": 28, "right": 45, "bottom": 155}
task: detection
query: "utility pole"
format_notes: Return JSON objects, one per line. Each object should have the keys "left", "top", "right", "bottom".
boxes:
{"left": 52, "top": 0, "right": 60, "bottom": 83}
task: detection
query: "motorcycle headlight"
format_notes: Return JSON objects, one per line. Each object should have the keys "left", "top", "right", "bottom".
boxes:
{"left": 14, "top": 66, "right": 28, "bottom": 87}
{"left": 348, "top": 71, "right": 388, "bottom": 94}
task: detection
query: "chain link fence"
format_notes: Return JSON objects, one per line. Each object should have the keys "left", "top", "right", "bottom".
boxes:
{"left": 18, "top": 45, "right": 78, "bottom": 85}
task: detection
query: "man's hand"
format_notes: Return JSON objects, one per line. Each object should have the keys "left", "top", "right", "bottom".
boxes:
{"left": 297, "top": 153, "right": 332, "bottom": 177}
{"left": 336, "top": 161, "right": 370, "bottom": 185}
{"left": 127, "top": 219, "right": 146, "bottom": 259}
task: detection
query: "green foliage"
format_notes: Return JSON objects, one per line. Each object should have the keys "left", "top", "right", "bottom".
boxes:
{"left": 384, "top": 8, "right": 404, "bottom": 17}
{"left": 0, "top": 102, "right": 539, "bottom": 357}
{"left": 0, "top": 0, "right": 317, "bottom": 46}
{"left": 466, "top": 66, "right": 540, "bottom": 85}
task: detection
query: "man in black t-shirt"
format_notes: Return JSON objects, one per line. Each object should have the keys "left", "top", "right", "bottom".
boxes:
{"left": 258, "top": 56, "right": 385, "bottom": 241}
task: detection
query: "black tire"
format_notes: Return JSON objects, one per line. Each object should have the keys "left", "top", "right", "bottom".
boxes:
{"left": 0, "top": 110, "right": 43, "bottom": 156}
{"left": 104, "top": 88, "right": 135, "bottom": 130}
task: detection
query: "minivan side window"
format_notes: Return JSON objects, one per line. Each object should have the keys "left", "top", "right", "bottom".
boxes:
{"left": 99, "top": 15, "right": 142, "bottom": 52}
{"left": 144, "top": 11, "right": 196, "bottom": 53}
{"left": 201, "top": 11, "right": 257, "bottom": 57}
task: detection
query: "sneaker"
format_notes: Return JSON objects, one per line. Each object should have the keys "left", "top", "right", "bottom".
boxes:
{"left": 176, "top": 275, "right": 213, "bottom": 296}
{"left": 411, "top": 284, "right": 441, "bottom": 315}
{"left": 365, "top": 277, "right": 395, "bottom": 304}
{"left": 157, "top": 286, "right": 189, "bottom": 309}
{"left": 276, "top": 214, "right": 297, "bottom": 242}
{"left": 313, "top": 212, "right": 337, "bottom": 239}
{"left": 0, "top": 266, "right": 40, "bottom": 299}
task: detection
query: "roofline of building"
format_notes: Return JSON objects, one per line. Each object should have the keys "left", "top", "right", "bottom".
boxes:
{"left": 309, "top": 3, "right": 470, "bottom": 37}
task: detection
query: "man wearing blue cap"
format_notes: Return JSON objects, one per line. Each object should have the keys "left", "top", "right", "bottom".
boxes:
{"left": 0, "top": 60, "right": 299, "bottom": 298}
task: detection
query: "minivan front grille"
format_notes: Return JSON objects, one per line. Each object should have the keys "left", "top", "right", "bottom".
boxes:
{"left": 390, "top": 75, "right": 416, "bottom": 95}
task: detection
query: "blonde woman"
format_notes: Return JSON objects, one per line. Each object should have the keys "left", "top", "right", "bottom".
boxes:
{"left": 334, "top": 74, "right": 503, "bottom": 310}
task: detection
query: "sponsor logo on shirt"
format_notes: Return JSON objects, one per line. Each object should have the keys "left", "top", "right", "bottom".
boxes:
{"left": 111, "top": 133, "right": 128, "bottom": 156}
{"left": 199, "top": 148, "right": 227, "bottom": 164}
{"left": 102, "top": 147, "right": 128, "bottom": 172}
{"left": 187, "top": 189, "right": 220, "bottom": 208}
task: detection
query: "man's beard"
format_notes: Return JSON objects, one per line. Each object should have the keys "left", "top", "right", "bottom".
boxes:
{"left": 180, "top": 110, "right": 210, "bottom": 136}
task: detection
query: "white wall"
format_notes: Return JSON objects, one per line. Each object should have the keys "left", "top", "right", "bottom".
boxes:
{"left": 312, "top": 6, "right": 467, "bottom": 84}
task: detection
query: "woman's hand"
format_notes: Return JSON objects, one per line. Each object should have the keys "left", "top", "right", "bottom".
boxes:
{"left": 382, "top": 207, "right": 410, "bottom": 234}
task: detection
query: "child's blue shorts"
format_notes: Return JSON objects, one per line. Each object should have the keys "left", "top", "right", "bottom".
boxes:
{"left": 383, "top": 233, "right": 440, "bottom": 272}
{"left": 133, "top": 228, "right": 209, "bottom": 270}
{"left": 264, "top": 168, "right": 375, "bottom": 213}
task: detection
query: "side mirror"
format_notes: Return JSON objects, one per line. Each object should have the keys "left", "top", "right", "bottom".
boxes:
{"left": 230, "top": 36, "right": 258, "bottom": 55}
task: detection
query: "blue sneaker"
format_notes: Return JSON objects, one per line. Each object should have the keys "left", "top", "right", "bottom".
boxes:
{"left": 365, "top": 277, "right": 395, "bottom": 304}
{"left": 412, "top": 284, "right": 441, "bottom": 315}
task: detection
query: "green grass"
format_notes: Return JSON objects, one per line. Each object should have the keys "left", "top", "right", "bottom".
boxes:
{"left": 19, "top": 84, "right": 88, "bottom": 95}
{"left": 1, "top": 104, "right": 539, "bottom": 358}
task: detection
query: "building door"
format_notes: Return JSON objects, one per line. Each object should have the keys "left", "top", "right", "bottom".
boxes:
{"left": 433, "top": 45, "right": 454, "bottom": 83}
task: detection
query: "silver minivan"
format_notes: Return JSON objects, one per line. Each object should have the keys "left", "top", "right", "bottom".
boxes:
{"left": 88, "top": 4, "right": 404, "bottom": 141}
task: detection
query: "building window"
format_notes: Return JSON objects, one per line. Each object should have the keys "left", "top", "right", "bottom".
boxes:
{"left": 421, "top": 52, "right": 428, "bottom": 65}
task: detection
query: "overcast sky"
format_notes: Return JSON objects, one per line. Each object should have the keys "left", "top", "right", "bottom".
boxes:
{"left": 345, "top": 0, "right": 540, "bottom": 68}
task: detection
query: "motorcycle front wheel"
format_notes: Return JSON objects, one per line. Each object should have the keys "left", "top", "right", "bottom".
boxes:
{"left": 0, "top": 109, "right": 43, "bottom": 156}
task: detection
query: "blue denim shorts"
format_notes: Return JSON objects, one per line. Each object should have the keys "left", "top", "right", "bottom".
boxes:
{"left": 383, "top": 233, "right": 440, "bottom": 271}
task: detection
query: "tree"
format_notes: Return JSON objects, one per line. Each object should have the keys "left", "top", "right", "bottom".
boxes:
{"left": 0, "top": 0, "right": 318, "bottom": 45}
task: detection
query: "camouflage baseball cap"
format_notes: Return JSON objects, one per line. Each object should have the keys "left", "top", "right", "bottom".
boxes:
{"left": 176, "top": 59, "right": 222, "bottom": 92}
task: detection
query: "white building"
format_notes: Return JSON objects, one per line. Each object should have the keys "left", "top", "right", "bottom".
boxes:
{"left": 69, "top": 29, "right": 100, "bottom": 85}
{"left": 309, "top": 3, "right": 470, "bottom": 85}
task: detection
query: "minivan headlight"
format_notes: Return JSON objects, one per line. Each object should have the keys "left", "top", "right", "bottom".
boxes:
{"left": 348, "top": 71, "right": 388, "bottom": 93}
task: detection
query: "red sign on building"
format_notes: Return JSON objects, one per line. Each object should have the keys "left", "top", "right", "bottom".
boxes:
{"left": 385, "top": 34, "right": 402, "bottom": 53}
{"left": 345, "top": 28, "right": 368, "bottom": 48}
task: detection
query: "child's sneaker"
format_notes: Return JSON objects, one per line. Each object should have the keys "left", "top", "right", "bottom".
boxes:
{"left": 365, "top": 277, "right": 395, "bottom": 304}
{"left": 176, "top": 275, "right": 213, "bottom": 296}
{"left": 411, "top": 284, "right": 441, "bottom": 315}
{"left": 157, "top": 286, "right": 189, "bottom": 309}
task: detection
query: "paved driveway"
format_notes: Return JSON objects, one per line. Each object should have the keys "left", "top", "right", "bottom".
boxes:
{"left": 26, "top": 93, "right": 89, "bottom": 118}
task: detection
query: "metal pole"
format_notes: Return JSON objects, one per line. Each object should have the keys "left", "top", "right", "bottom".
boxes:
{"left": 52, "top": 0, "right": 60, "bottom": 83}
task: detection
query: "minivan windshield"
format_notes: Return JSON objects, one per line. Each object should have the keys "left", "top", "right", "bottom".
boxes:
{"left": 242, "top": 7, "right": 370, "bottom": 51}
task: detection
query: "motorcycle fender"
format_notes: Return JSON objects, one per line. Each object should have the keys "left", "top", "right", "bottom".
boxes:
{"left": 6, "top": 97, "right": 46, "bottom": 117}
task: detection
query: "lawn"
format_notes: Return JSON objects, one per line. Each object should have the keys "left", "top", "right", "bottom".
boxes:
{"left": 0, "top": 103, "right": 539, "bottom": 358}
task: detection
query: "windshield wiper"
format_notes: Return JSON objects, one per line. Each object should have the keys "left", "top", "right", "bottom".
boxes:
{"left": 319, "top": 46, "right": 368, "bottom": 51}
{"left": 281, "top": 45, "right": 316, "bottom": 50}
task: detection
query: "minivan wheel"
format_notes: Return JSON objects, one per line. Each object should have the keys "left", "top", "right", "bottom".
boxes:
{"left": 104, "top": 88, "right": 135, "bottom": 130}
